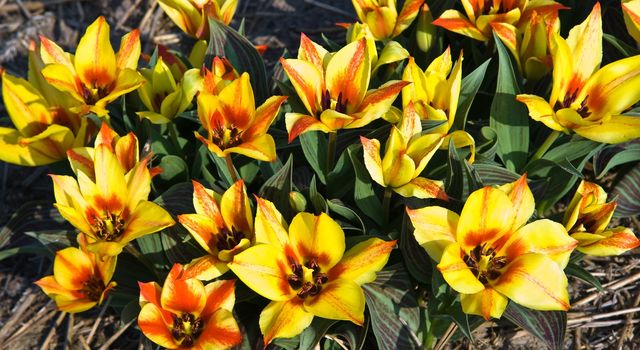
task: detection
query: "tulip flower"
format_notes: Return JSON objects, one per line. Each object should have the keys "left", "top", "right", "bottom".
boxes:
{"left": 39, "top": 16, "right": 143, "bottom": 117}
{"left": 351, "top": 0, "right": 424, "bottom": 41}
{"left": 563, "top": 180, "right": 640, "bottom": 256}
{"left": 401, "top": 49, "right": 475, "bottom": 161}
{"left": 51, "top": 124, "right": 175, "bottom": 257}
{"left": 361, "top": 103, "right": 448, "bottom": 200}
{"left": 138, "top": 264, "right": 242, "bottom": 349}
{"left": 137, "top": 57, "right": 199, "bottom": 124}
{"left": 517, "top": 3, "right": 640, "bottom": 144}
{"left": 35, "top": 234, "right": 117, "bottom": 313}
{"left": 281, "top": 36, "right": 408, "bottom": 142}
{"left": 178, "top": 180, "right": 254, "bottom": 280}
{"left": 432, "top": 0, "right": 564, "bottom": 42}
{"left": 408, "top": 175, "right": 577, "bottom": 320}
{"left": 622, "top": 0, "right": 640, "bottom": 44}
{"left": 343, "top": 23, "right": 410, "bottom": 75}
{"left": 199, "top": 57, "right": 240, "bottom": 95}
{"left": 228, "top": 198, "right": 395, "bottom": 345}
{"left": 195, "top": 73, "right": 287, "bottom": 162}
{"left": 158, "top": 0, "right": 238, "bottom": 39}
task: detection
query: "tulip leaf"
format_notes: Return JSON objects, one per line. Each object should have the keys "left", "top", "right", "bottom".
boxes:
{"left": 453, "top": 58, "right": 491, "bottom": 131}
{"left": 476, "top": 126, "right": 499, "bottom": 161}
{"left": 0, "top": 245, "right": 51, "bottom": 262}
{"left": 329, "top": 321, "right": 368, "bottom": 350}
{"left": 298, "top": 318, "right": 338, "bottom": 350}
{"left": 593, "top": 141, "right": 640, "bottom": 178}
{"left": 363, "top": 264, "right": 424, "bottom": 350}
{"left": 206, "top": 19, "right": 269, "bottom": 104}
{"left": 326, "top": 147, "right": 355, "bottom": 199}
{"left": 347, "top": 145, "right": 385, "bottom": 226}
{"left": 327, "top": 199, "right": 366, "bottom": 233}
{"left": 25, "top": 230, "right": 77, "bottom": 253}
{"left": 490, "top": 34, "right": 529, "bottom": 172}
{"left": 0, "top": 200, "right": 69, "bottom": 249}
{"left": 565, "top": 262, "right": 604, "bottom": 292}
{"left": 400, "top": 213, "right": 432, "bottom": 284}
{"left": 603, "top": 33, "right": 640, "bottom": 57}
{"left": 299, "top": 131, "right": 328, "bottom": 184}
{"left": 157, "top": 155, "right": 190, "bottom": 187}
{"left": 610, "top": 163, "right": 640, "bottom": 217}
{"left": 446, "top": 138, "right": 482, "bottom": 202}
{"left": 308, "top": 175, "right": 328, "bottom": 214}
{"left": 502, "top": 302, "right": 567, "bottom": 350}
{"left": 259, "top": 154, "right": 294, "bottom": 220}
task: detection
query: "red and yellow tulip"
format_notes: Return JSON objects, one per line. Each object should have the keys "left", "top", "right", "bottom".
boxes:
{"left": 198, "top": 57, "right": 240, "bottom": 95}
{"left": 622, "top": 0, "right": 640, "bottom": 44}
{"left": 178, "top": 180, "right": 254, "bottom": 280}
{"left": 351, "top": 0, "right": 424, "bottom": 41}
{"left": 343, "top": 22, "right": 410, "bottom": 75}
{"left": 563, "top": 181, "right": 640, "bottom": 256}
{"left": 51, "top": 124, "right": 175, "bottom": 257}
{"left": 158, "top": 0, "right": 238, "bottom": 39}
{"left": 361, "top": 103, "right": 448, "bottom": 199}
{"left": 138, "top": 263, "right": 242, "bottom": 349}
{"left": 195, "top": 73, "right": 287, "bottom": 162}
{"left": 281, "top": 35, "right": 408, "bottom": 142}
{"left": 433, "top": 0, "right": 564, "bottom": 42}
{"left": 0, "top": 56, "right": 90, "bottom": 166}
{"left": 35, "top": 234, "right": 116, "bottom": 313}
{"left": 401, "top": 49, "right": 476, "bottom": 161}
{"left": 408, "top": 175, "right": 577, "bottom": 319}
{"left": 518, "top": 4, "right": 640, "bottom": 143}
{"left": 228, "top": 198, "right": 395, "bottom": 345}
{"left": 39, "top": 16, "right": 144, "bottom": 117}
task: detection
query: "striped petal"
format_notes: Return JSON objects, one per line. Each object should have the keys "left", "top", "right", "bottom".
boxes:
{"left": 565, "top": 3, "right": 602, "bottom": 90}
{"left": 196, "top": 309, "right": 242, "bottom": 349}
{"left": 259, "top": 299, "right": 313, "bottom": 346}
{"left": 394, "top": 177, "right": 447, "bottom": 200}
{"left": 74, "top": 16, "right": 117, "bottom": 88}
{"left": 574, "top": 227, "right": 640, "bottom": 256}
{"left": 516, "top": 94, "right": 565, "bottom": 132}
{"left": 501, "top": 220, "right": 577, "bottom": 268}
{"left": 228, "top": 244, "right": 294, "bottom": 301}
{"left": 438, "top": 243, "right": 485, "bottom": 294}
{"left": 432, "top": 10, "right": 488, "bottom": 41}
{"left": 328, "top": 238, "right": 395, "bottom": 285}
{"left": 325, "top": 39, "right": 370, "bottom": 112}
{"left": 460, "top": 288, "right": 508, "bottom": 320}
{"left": 360, "top": 136, "right": 385, "bottom": 187}
{"left": 407, "top": 206, "right": 458, "bottom": 261}
{"left": 160, "top": 264, "right": 206, "bottom": 316}
{"left": 497, "top": 174, "right": 534, "bottom": 230}
{"left": 254, "top": 197, "right": 289, "bottom": 247}
{"left": 279, "top": 58, "right": 323, "bottom": 116}
{"left": 457, "top": 187, "right": 514, "bottom": 251}
{"left": 285, "top": 113, "right": 331, "bottom": 142}
{"left": 574, "top": 115, "right": 640, "bottom": 144}
{"left": 289, "top": 212, "right": 345, "bottom": 271}
{"left": 138, "top": 303, "right": 179, "bottom": 349}
{"left": 220, "top": 180, "right": 253, "bottom": 235}
{"left": 303, "top": 279, "right": 365, "bottom": 325}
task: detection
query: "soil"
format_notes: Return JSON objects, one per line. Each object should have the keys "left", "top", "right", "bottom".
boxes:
{"left": 0, "top": 0, "right": 639, "bottom": 349}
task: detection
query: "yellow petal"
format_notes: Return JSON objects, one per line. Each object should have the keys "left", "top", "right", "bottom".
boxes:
{"left": 622, "top": 0, "right": 640, "bottom": 44}
{"left": 202, "top": 279, "right": 236, "bottom": 316}
{"left": 516, "top": 94, "right": 566, "bottom": 132}
{"left": 372, "top": 41, "right": 409, "bottom": 73}
{"left": 184, "top": 255, "right": 229, "bottom": 281}
{"left": 298, "top": 33, "right": 329, "bottom": 73}
{"left": 493, "top": 254, "right": 570, "bottom": 311}
{"left": 93, "top": 144, "right": 126, "bottom": 212}
{"left": 407, "top": 206, "right": 458, "bottom": 261}
{"left": 285, "top": 113, "right": 331, "bottom": 143}
{"left": 191, "top": 180, "right": 224, "bottom": 225}
{"left": 319, "top": 109, "right": 354, "bottom": 131}
{"left": 406, "top": 133, "right": 444, "bottom": 177}
{"left": 328, "top": 238, "right": 395, "bottom": 285}
{"left": 289, "top": 212, "right": 345, "bottom": 271}
{"left": 501, "top": 220, "right": 577, "bottom": 268}
{"left": 53, "top": 247, "right": 94, "bottom": 290}
{"left": 393, "top": 0, "right": 423, "bottom": 37}
{"left": 565, "top": 3, "right": 602, "bottom": 90}
{"left": 254, "top": 197, "right": 290, "bottom": 247}
{"left": 243, "top": 95, "right": 288, "bottom": 141}
{"left": 381, "top": 127, "right": 415, "bottom": 188}
{"left": 364, "top": 6, "right": 397, "bottom": 40}
{"left": 121, "top": 201, "right": 175, "bottom": 243}
{"left": 432, "top": 10, "right": 488, "bottom": 41}
{"left": 259, "top": 299, "right": 314, "bottom": 346}
{"left": 41, "top": 64, "right": 84, "bottom": 102}
{"left": 460, "top": 288, "right": 508, "bottom": 320}
{"left": 220, "top": 180, "right": 253, "bottom": 235}
{"left": 178, "top": 213, "right": 217, "bottom": 254}
{"left": 116, "top": 29, "right": 141, "bottom": 70}
{"left": 96, "top": 68, "right": 144, "bottom": 107}
{"left": 394, "top": 177, "right": 447, "bottom": 200}
{"left": 303, "top": 279, "right": 365, "bottom": 325}
{"left": 574, "top": 115, "right": 640, "bottom": 144}
{"left": 438, "top": 243, "right": 485, "bottom": 294}
{"left": 360, "top": 136, "right": 385, "bottom": 187}
{"left": 575, "top": 227, "right": 640, "bottom": 256}
{"left": 74, "top": 16, "right": 117, "bottom": 88}
{"left": 325, "top": 39, "right": 370, "bottom": 111}
{"left": 1, "top": 73, "right": 52, "bottom": 135}
{"left": 196, "top": 309, "right": 242, "bottom": 348}
{"left": 279, "top": 58, "right": 323, "bottom": 116}
{"left": 563, "top": 180, "right": 607, "bottom": 230}
{"left": 442, "top": 130, "right": 475, "bottom": 164}
{"left": 217, "top": 72, "right": 255, "bottom": 129}
{"left": 158, "top": 0, "right": 203, "bottom": 37}
{"left": 138, "top": 304, "right": 179, "bottom": 349}
{"left": 457, "top": 187, "right": 514, "bottom": 251}
{"left": 225, "top": 133, "right": 277, "bottom": 162}
{"left": 0, "top": 125, "right": 73, "bottom": 166}
{"left": 39, "top": 36, "right": 74, "bottom": 69}
{"left": 497, "top": 174, "right": 535, "bottom": 230}
{"left": 353, "top": 80, "right": 409, "bottom": 128}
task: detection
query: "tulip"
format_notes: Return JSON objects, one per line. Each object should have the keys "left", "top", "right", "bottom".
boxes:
{"left": 158, "top": 0, "right": 238, "bottom": 39}
{"left": 351, "top": 0, "right": 424, "bottom": 41}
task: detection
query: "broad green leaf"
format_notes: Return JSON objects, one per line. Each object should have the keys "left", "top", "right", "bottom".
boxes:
{"left": 300, "top": 131, "right": 328, "bottom": 184}
{"left": 446, "top": 138, "right": 482, "bottom": 202}
{"left": 259, "top": 155, "right": 294, "bottom": 220}
{"left": 327, "top": 147, "right": 355, "bottom": 199}
{"left": 0, "top": 201, "right": 68, "bottom": 248}
{"left": 603, "top": 33, "right": 639, "bottom": 57}
{"left": 25, "top": 230, "right": 76, "bottom": 253}
{"left": 611, "top": 163, "right": 640, "bottom": 217}
{"left": 347, "top": 145, "right": 384, "bottom": 226}
{"left": 308, "top": 176, "right": 328, "bottom": 214}
{"left": 400, "top": 214, "right": 432, "bottom": 284}
{"left": 490, "top": 34, "right": 529, "bottom": 172}
{"left": 157, "top": 155, "right": 189, "bottom": 187}
{"left": 565, "top": 262, "right": 603, "bottom": 292}
{"left": 299, "top": 318, "right": 338, "bottom": 350}
{"left": 453, "top": 58, "right": 491, "bottom": 131}
{"left": 594, "top": 141, "right": 640, "bottom": 178}
{"left": 502, "top": 302, "right": 567, "bottom": 350}
{"left": 0, "top": 245, "right": 50, "bottom": 262}
{"left": 327, "top": 199, "right": 366, "bottom": 233}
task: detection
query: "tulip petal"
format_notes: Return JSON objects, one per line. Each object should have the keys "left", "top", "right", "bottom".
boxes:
{"left": 138, "top": 303, "right": 179, "bottom": 349}
{"left": 217, "top": 73, "right": 254, "bottom": 129}
{"left": 202, "top": 279, "right": 236, "bottom": 318}
{"left": 35, "top": 275, "right": 76, "bottom": 300}
{"left": 243, "top": 95, "right": 287, "bottom": 141}
{"left": 516, "top": 94, "right": 565, "bottom": 132}
{"left": 41, "top": 64, "right": 83, "bottom": 101}
{"left": 575, "top": 227, "right": 640, "bottom": 256}
{"left": 161, "top": 264, "right": 207, "bottom": 316}
{"left": 122, "top": 201, "right": 175, "bottom": 243}
{"left": 298, "top": 33, "right": 329, "bottom": 73}
{"left": 97, "top": 68, "right": 144, "bottom": 107}
{"left": 393, "top": 0, "right": 423, "bottom": 37}
{"left": 407, "top": 206, "right": 458, "bottom": 261}
{"left": 184, "top": 255, "right": 229, "bottom": 281}
{"left": 319, "top": 109, "right": 354, "bottom": 131}
{"left": 196, "top": 309, "right": 242, "bottom": 349}
{"left": 178, "top": 213, "right": 217, "bottom": 254}
{"left": 432, "top": 10, "right": 488, "bottom": 41}
{"left": 304, "top": 279, "right": 365, "bottom": 325}
{"left": 502, "top": 220, "right": 577, "bottom": 268}
{"left": 220, "top": 180, "right": 252, "bottom": 235}
{"left": 254, "top": 197, "right": 289, "bottom": 247}
{"left": 0, "top": 125, "right": 73, "bottom": 166}
{"left": 285, "top": 113, "right": 331, "bottom": 143}
{"left": 225, "top": 133, "right": 277, "bottom": 162}
{"left": 228, "top": 244, "right": 294, "bottom": 301}
{"left": 574, "top": 115, "right": 640, "bottom": 144}
{"left": 497, "top": 175, "right": 534, "bottom": 230}
{"left": 360, "top": 136, "right": 385, "bottom": 187}
{"left": 116, "top": 29, "right": 141, "bottom": 70}
{"left": 395, "top": 177, "right": 447, "bottom": 200}
{"left": 39, "top": 36, "right": 74, "bottom": 69}
{"left": 457, "top": 187, "right": 514, "bottom": 251}
{"left": 438, "top": 243, "right": 485, "bottom": 294}
{"left": 259, "top": 299, "right": 314, "bottom": 346}
{"left": 493, "top": 254, "right": 570, "bottom": 311}
{"left": 325, "top": 39, "right": 370, "bottom": 111}
{"left": 1, "top": 74, "right": 52, "bottom": 135}
{"left": 565, "top": 3, "right": 602, "bottom": 90}
{"left": 289, "top": 212, "right": 345, "bottom": 271}
{"left": 53, "top": 247, "right": 94, "bottom": 290}
{"left": 75, "top": 16, "right": 117, "bottom": 88}
{"left": 460, "top": 288, "right": 508, "bottom": 320}
{"left": 350, "top": 80, "right": 409, "bottom": 129}
{"left": 329, "top": 238, "right": 395, "bottom": 285}
{"left": 279, "top": 58, "right": 323, "bottom": 116}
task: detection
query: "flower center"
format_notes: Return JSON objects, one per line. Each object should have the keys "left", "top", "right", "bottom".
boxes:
{"left": 81, "top": 82, "right": 112, "bottom": 105}
{"left": 211, "top": 125, "right": 243, "bottom": 150}
{"left": 214, "top": 226, "right": 245, "bottom": 251}
{"left": 463, "top": 244, "right": 508, "bottom": 285}
{"left": 321, "top": 90, "right": 348, "bottom": 114}
{"left": 554, "top": 89, "right": 591, "bottom": 118}
{"left": 171, "top": 313, "right": 204, "bottom": 348}
{"left": 94, "top": 212, "right": 126, "bottom": 242}
{"left": 81, "top": 275, "right": 106, "bottom": 301}
{"left": 286, "top": 258, "right": 329, "bottom": 299}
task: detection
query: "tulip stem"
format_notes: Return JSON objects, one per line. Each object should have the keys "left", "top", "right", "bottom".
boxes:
{"left": 168, "top": 122, "right": 181, "bottom": 153}
{"left": 383, "top": 187, "right": 393, "bottom": 224}
{"left": 529, "top": 130, "right": 561, "bottom": 165}
{"left": 326, "top": 132, "right": 338, "bottom": 175}
{"left": 225, "top": 154, "right": 239, "bottom": 183}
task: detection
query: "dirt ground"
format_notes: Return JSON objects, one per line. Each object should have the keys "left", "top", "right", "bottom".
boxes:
{"left": 0, "top": 0, "right": 639, "bottom": 349}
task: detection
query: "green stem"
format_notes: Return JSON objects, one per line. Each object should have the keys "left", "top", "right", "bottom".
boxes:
{"left": 383, "top": 187, "right": 393, "bottom": 224}
{"left": 225, "top": 154, "right": 239, "bottom": 183}
{"left": 326, "top": 132, "right": 337, "bottom": 176}
{"left": 529, "top": 130, "right": 561, "bottom": 165}
{"left": 168, "top": 122, "right": 181, "bottom": 153}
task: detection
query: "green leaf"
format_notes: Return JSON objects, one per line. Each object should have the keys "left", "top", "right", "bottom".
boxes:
{"left": 565, "top": 262, "right": 603, "bottom": 292}
{"left": 0, "top": 245, "right": 51, "bottom": 262}
{"left": 347, "top": 145, "right": 384, "bottom": 226}
{"left": 299, "top": 318, "right": 338, "bottom": 350}
{"left": 594, "top": 142, "right": 640, "bottom": 178}
{"left": 327, "top": 199, "right": 366, "bottom": 233}
{"left": 603, "top": 33, "right": 640, "bottom": 57}
{"left": 453, "top": 58, "right": 491, "bottom": 131}
{"left": 490, "top": 34, "right": 529, "bottom": 172}
{"left": 206, "top": 19, "right": 269, "bottom": 104}
{"left": 611, "top": 163, "right": 640, "bottom": 217}
{"left": 400, "top": 214, "right": 432, "bottom": 283}
{"left": 308, "top": 176, "right": 328, "bottom": 214}
{"left": 300, "top": 131, "right": 328, "bottom": 184}
{"left": 363, "top": 264, "right": 424, "bottom": 350}
{"left": 327, "top": 147, "right": 355, "bottom": 199}
{"left": 259, "top": 155, "right": 294, "bottom": 220}
{"left": 0, "top": 201, "right": 68, "bottom": 248}
{"left": 446, "top": 138, "right": 482, "bottom": 201}
{"left": 329, "top": 321, "right": 368, "bottom": 350}
{"left": 209, "top": 152, "right": 235, "bottom": 187}
{"left": 25, "top": 230, "right": 76, "bottom": 253}
{"left": 156, "top": 155, "right": 189, "bottom": 186}
{"left": 502, "top": 302, "right": 567, "bottom": 350}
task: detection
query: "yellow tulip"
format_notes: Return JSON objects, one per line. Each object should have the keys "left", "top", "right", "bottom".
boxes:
{"left": 35, "top": 234, "right": 116, "bottom": 313}
{"left": 361, "top": 103, "right": 448, "bottom": 199}
{"left": 563, "top": 180, "right": 640, "bottom": 256}
{"left": 351, "top": 0, "right": 424, "bottom": 41}
{"left": 195, "top": 73, "right": 287, "bottom": 162}
{"left": 228, "top": 198, "right": 395, "bottom": 345}
{"left": 433, "top": 0, "right": 564, "bottom": 42}
{"left": 158, "top": 0, "right": 238, "bottom": 39}
{"left": 281, "top": 36, "right": 408, "bottom": 142}
{"left": 178, "top": 180, "right": 254, "bottom": 280}
{"left": 51, "top": 123, "right": 175, "bottom": 257}
{"left": 622, "top": 0, "right": 640, "bottom": 44}
{"left": 402, "top": 49, "right": 475, "bottom": 161}
{"left": 138, "top": 264, "right": 242, "bottom": 349}
{"left": 408, "top": 175, "right": 577, "bottom": 320}
{"left": 517, "top": 3, "right": 640, "bottom": 143}
{"left": 39, "top": 16, "right": 144, "bottom": 117}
